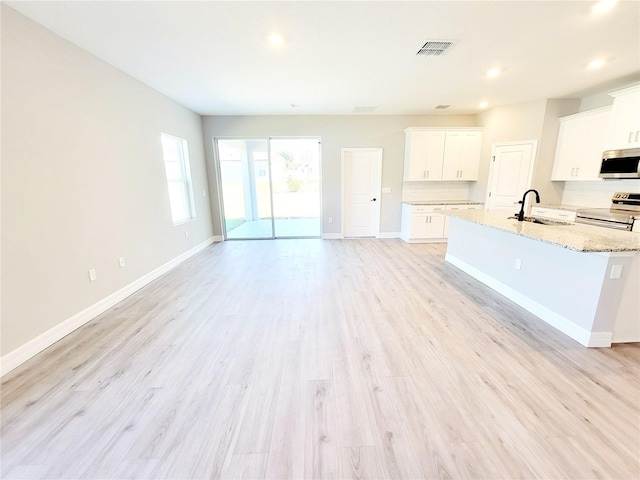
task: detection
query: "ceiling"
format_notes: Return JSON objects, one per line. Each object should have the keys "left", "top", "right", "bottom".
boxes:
{"left": 6, "top": 1, "right": 640, "bottom": 116}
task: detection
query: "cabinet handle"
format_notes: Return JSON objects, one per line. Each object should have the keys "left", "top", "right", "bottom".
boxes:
{"left": 426, "top": 170, "right": 429, "bottom": 179}
{"left": 636, "top": 131, "right": 640, "bottom": 143}
{"left": 576, "top": 167, "right": 579, "bottom": 176}
{"left": 571, "top": 167, "right": 575, "bottom": 177}
{"left": 629, "top": 131, "right": 635, "bottom": 143}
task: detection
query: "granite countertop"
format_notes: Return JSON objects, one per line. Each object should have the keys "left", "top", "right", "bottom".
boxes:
{"left": 403, "top": 200, "right": 483, "bottom": 206}
{"left": 446, "top": 210, "right": 640, "bottom": 253}
{"left": 535, "top": 204, "right": 590, "bottom": 212}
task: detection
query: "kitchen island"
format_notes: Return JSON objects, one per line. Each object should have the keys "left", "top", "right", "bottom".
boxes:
{"left": 445, "top": 210, "right": 640, "bottom": 347}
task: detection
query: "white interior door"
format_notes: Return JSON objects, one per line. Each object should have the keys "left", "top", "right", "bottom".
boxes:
{"left": 342, "top": 148, "right": 382, "bottom": 237}
{"left": 486, "top": 141, "right": 537, "bottom": 212}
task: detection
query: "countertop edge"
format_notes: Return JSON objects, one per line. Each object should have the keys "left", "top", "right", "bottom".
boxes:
{"left": 447, "top": 211, "right": 640, "bottom": 253}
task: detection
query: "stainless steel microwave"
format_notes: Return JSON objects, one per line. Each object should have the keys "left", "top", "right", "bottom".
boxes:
{"left": 599, "top": 148, "right": 640, "bottom": 179}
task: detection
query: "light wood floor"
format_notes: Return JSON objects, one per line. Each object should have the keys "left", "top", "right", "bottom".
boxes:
{"left": 2, "top": 239, "right": 639, "bottom": 479}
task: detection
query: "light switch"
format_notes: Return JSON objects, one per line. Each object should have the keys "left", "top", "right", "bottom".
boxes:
{"left": 515, "top": 259, "right": 522, "bottom": 270}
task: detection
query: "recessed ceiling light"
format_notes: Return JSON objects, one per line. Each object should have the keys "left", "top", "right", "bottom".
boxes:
{"left": 487, "top": 68, "right": 501, "bottom": 78}
{"left": 268, "top": 33, "right": 284, "bottom": 45}
{"left": 588, "top": 58, "right": 605, "bottom": 69}
{"left": 479, "top": 101, "right": 489, "bottom": 108}
{"left": 592, "top": 0, "right": 617, "bottom": 13}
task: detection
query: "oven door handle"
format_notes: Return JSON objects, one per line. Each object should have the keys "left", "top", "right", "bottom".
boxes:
{"left": 576, "top": 217, "right": 632, "bottom": 231}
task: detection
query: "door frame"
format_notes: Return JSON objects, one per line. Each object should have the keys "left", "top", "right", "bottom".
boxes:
{"left": 213, "top": 136, "right": 322, "bottom": 240}
{"left": 341, "top": 147, "right": 383, "bottom": 238}
{"left": 485, "top": 140, "right": 538, "bottom": 210}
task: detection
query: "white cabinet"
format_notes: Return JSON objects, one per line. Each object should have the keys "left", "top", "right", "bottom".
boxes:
{"left": 530, "top": 206, "right": 576, "bottom": 222}
{"left": 401, "top": 204, "right": 447, "bottom": 241}
{"left": 442, "top": 131, "right": 483, "bottom": 181}
{"left": 607, "top": 86, "right": 640, "bottom": 150}
{"left": 403, "top": 130, "right": 446, "bottom": 181}
{"left": 404, "top": 128, "right": 483, "bottom": 181}
{"left": 401, "top": 203, "right": 482, "bottom": 242}
{"left": 551, "top": 107, "right": 611, "bottom": 181}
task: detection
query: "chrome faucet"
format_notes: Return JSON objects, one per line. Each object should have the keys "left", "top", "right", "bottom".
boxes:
{"left": 516, "top": 189, "right": 540, "bottom": 221}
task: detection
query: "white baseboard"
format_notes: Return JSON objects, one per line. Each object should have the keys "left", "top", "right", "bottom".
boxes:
{"left": 212, "top": 235, "right": 224, "bottom": 242}
{"left": 445, "top": 253, "right": 610, "bottom": 347}
{"left": 1, "top": 237, "right": 216, "bottom": 376}
{"left": 322, "top": 233, "right": 344, "bottom": 239}
{"left": 378, "top": 232, "right": 401, "bottom": 239}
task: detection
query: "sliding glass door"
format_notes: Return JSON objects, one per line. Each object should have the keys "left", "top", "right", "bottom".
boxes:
{"left": 216, "top": 137, "right": 320, "bottom": 239}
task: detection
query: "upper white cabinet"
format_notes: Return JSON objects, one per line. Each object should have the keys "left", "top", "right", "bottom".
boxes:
{"left": 607, "top": 86, "right": 640, "bottom": 150}
{"left": 404, "top": 128, "right": 483, "bottom": 181}
{"left": 403, "top": 130, "right": 446, "bottom": 181}
{"left": 442, "top": 131, "right": 483, "bottom": 180}
{"left": 551, "top": 107, "right": 611, "bottom": 181}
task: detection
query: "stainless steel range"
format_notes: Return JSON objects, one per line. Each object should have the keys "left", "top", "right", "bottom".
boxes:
{"left": 576, "top": 193, "right": 639, "bottom": 231}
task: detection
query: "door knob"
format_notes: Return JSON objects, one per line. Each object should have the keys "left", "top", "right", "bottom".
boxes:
{"left": 371, "top": 198, "right": 377, "bottom": 201}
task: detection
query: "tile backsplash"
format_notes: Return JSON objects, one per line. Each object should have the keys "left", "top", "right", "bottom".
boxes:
{"left": 402, "top": 182, "right": 471, "bottom": 202}
{"left": 561, "top": 180, "right": 640, "bottom": 208}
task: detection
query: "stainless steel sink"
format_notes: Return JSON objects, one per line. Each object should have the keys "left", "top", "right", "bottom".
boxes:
{"left": 507, "top": 216, "right": 572, "bottom": 226}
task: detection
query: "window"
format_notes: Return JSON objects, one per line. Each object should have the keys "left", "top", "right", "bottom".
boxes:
{"left": 161, "top": 133, "right": 195, "bottom": 225}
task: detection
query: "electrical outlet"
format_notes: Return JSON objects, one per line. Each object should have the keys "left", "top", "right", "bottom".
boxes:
{"left": 119, "top": 257, "right": 125, "bottom": 268}
{"left": 328, "top": 217, "right": 333, "bottom": 224}
{"left": 202, "top": 189, "right": 206, "bottom": 197}
{"left": 184, "top": 230, "right": 189, "bottom": 238}
{"left": 610, "top": 264, "right": 623, "bottom": 279}
{"left": 88, "top": 269, "right": 97, "bottom": 282}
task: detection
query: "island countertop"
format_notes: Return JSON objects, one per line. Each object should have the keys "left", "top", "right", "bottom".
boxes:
{"left": 446, "top": 209, "right": 640, "bottom": 253}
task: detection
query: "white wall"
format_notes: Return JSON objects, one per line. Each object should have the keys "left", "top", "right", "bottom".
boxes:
{"left": 201, "top": 115, "right": 477, "bottom": 236}
{"left": 1, "top": 6, "right": 213, "bottom": 357}
{"left": 470, "top": 99, "right": 581, "bottom": 206}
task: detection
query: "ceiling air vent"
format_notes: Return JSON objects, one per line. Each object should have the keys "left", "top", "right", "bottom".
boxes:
{"left": 416, "top": 40, "right": 457, "bottom": 57}
{"left": 435, "top": 105, "right": 450, "bottom": 110}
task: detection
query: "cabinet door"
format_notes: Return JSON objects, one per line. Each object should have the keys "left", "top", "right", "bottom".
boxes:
{"left": 577, "top": 109, "right": 610, "bottom": 180}
{"left": 423, "top": 132, "right": 446, "bottom": 180}
{"left": 442, "top": 132, "right": 462, "bottom": 180}
{"left": 410, "top": 212, "right": 446, "bottom": 239}
{"left": 404, "top": 131, "right": 428, "bottom": 181}
{"left": 552, "top": 109, "right": 611, "bottom": 181}
{"left": 607, "top": 91, "right": 640, "bottom": 149}
{"left": 552, "top": 118, "right": 582, "bottom": 181}
{"left": 404, "top": 131, "right": 445, "bottom": 181}
{"left": 410, "top": 214, "right": 429, "bottom": 238}
{"left": 458, "top": 132, "right": 482, "bottom": 180}
{"left": 442, "top": 131, "right": 482, "bottom": 181}
{"left": 423, "top": 213, "right": 446, "bottom": 238}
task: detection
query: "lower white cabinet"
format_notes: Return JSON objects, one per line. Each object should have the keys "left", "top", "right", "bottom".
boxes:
{"left": 530, "top": 206, "right": 576, "bottom": 222}
{"left": 401, "top": 203, "right": 482, "bottom": 242}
